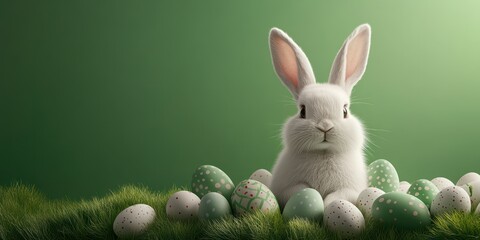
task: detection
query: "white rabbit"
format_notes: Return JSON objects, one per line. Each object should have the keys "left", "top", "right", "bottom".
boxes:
{"left": 269, "top": 24, "right": 371, "bottom": 208}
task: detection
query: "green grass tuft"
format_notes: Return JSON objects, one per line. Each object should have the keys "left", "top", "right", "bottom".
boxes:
{"left": 0, "top": 184, "right": 479, "bottom": 239}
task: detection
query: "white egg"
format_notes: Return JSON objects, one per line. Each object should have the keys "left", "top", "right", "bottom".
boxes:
{"left": 113, "top": 204, "right": 156, "bottom": 239}
{"left": 356, "top": 187, "right": 385, "bottom": 216}
{"left": 463, "top": 180, "right": 480, "bottom": 211}
{"left": 166, "top": 191, "right": 200, "bottom": 220}
{"left": 431, "top": 177, "right": 454, "bottom": 191}
{"left": 324, "top": 200, "right": 365, "bottom": 237}
{"left": 476, "top": 202, "right": 480, "bottom": 215}
{"left": 397, "top": 181, "right": 411, "bottom": 193}
{"left": 457, "top": 172, "right": 480, "bottom": 186}
{"left": 430, "top": 186, "right": 471, "bottom": 216}
{"left": 249, "top": 169, "right": 272, "bottom": 188}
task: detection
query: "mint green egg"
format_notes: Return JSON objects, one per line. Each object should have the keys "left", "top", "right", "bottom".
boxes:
{"left": 407, "top": 179, "right": 439, "bottom": 209}
{"left": 367, "top": 159, "right": 400, "bottom": 192}
{"left": 282, "top": 188, "right": 324, "bottom": 221}
{"left": 372, "top": 192, "right": 431, "bottom": 229}
{"left": 198, "top": 192, "right": 232, "bottom": 221}
{"left": 191, "top": 165, "right": 234, "bottom": 199}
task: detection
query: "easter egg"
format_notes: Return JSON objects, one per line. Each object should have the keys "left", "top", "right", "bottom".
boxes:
{"left": 198, "top": 192, "right": 232, "bottom": 221}
{"left": 166, "top": 191, "right": 200, "bottom": 220}
{"left": 356, "top": 187, "right": 385, "bottom": 216}
{"left": 407, "top": 179, "right": 439, "bottom": 208}
{"left": 430, "top": 186, "right": 470, "bottom": 216}
{"left": 191, "top": 165, "right": 234, "bottom": 199}
{"left": 113, "top": 204, "right": 156, "bottom": 238}
{"left": 249, "top": 169, "right": 273, "bottom": 188}
{"left": 367, "top": 159, "right": 399, "bottom": 192}
{"left": 431, "top": 177, "right": 454, "bottom": 191}
{"left": 475, "top": 202, "right": 480, "bottom": 214}
{"left": 283, "top": 188, "right": 324, "bottom": 221}
{"left": 457, "top": 172, "right": 480, "bottom": 186}
{"left": 231, "top": 179, "right": 279, "bottom": 216}
{"left": 372, "top": 192, "right": 431, "bottom": 229}
{"left": 461, "top": 180, "right": 480, "bottom": 211}
{"left": 324, "top": 200, "right": 365, "bottom": 237}
{"left": 397, "top": 181, "right": 411, "bottom": 193}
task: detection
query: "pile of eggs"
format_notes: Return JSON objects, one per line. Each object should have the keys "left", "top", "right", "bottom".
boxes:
{"left": 112, "top": 161, "right": 480, "bottom": 238}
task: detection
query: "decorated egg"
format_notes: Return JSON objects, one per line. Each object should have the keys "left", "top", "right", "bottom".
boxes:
{"left": 283, "top": 188, "right": 324, "bottom": 221}
{"left": 113, "top": 204, "right": 156, "bottom": 238}
{"left": 407, "top": 179, "right": 439, "bottom": 208}
{"left": 431, "top": 177, "right": 454, "bottom": 191}
{"left": 191, "top": 165, "right": 234, "bottom": 199}
{"left": 231, "top": 179, "right": 279, "bottom": 216}
{"left": 198, "top": 192, "right": 232, "bottom": 221}
{"left": 372, "top": 192, "right": 431, "bottom": 229}
{"left": 476, "top": 202, "right": 480, "bottom": 214}
{"left": 397, "top": 181, "right": 411, "bottom": 193}
{"left": 367, "top": 159, "right": 400, "bottom": 192}
{"left": 324, "top": 200, "right": 365, "bottom": 237}
{"left": 166, "top": 191, "right": 200, "bottom": 220}
{"left": 356, "top": 187, "right": 385, "bottom": 216}
{"left": 430, "top": 186, "right": 470, "bottom": 216}
{"left": 249, "top": 169, "right": 273, "bottom": 188}
{"left": 461, "top": 180, "right": 480, "bottom": 211}
{"left": 457, "top": 172, "right": 480, "bottom": 186}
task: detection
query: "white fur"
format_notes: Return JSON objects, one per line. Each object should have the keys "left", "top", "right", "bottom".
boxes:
{"left": 269, "top": 24, "right": 371, "bottom": 208}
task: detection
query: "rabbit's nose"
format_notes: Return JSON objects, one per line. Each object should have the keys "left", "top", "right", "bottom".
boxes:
{"left": 316, "top": 126, "right": 333, "bottom": 133}
{"left": 316, "top": 120, "right": 334, "bottom": 132}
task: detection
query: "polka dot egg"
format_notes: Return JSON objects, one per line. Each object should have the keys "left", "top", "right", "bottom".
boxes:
{"left": 249, "top": 169, "right": 272, "bottom": 189}
{"left": 431, "top": 186, "right": 471, "bottom": 216}
{"left": 166, "top": 191, "right": 200, "bottom": 220}
{"left": 324, "top": 199, "right": 365, "bottom": 237}
{"left": 282, "top": 188, "right": 324, "bottom": 221}
{"left": 407, "top": 179, "right": 439, "bottom": 209}
{"left": 113, "top": 204, "right": 156, "bottom": 238}
{"left": 356, "top": 187, "right": 385, "bottom": 216}
{"left": 367, "top": 159, "right": 400, "bottom": 192}
{"left": 198, "top": 192, "right": 232, "bottom": 220}
{"left": 231, "top": 179, "right": 279, "bottom": 216}
{"left": 191, "top": 165, "right": 234, "bottom": 199}
{"left": 372, "top": 192, "right": 431, "bottom": 229}
{"left": 431, "top": 177, "right": 454, "bottom": 191}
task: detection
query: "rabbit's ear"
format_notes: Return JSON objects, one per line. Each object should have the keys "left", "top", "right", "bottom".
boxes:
{"left": 270, "top": 28, "right": 315, "bottom": 99}
{"left": 328, "top": 24, "right": 371, "bottom": 96}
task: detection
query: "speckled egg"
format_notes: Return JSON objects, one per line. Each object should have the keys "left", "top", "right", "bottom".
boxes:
{"left": 198, "top": 192, "right": 232, "bottom": 221}
{"left": 191, "top": 165, "right": 234, "bottom": 199}
{"left": 166, "top": 191, "right": 200, "bottom": 220}
{"left": 430, "top": 186, "right": 471, "bottom": 216}
{"left": 324, "top": 200, "right": 365, "bottom": 237}
{"left": 283, "top": 188, "right": 324, "bottom": 221}
{"left": 113, "top": 204, "right": 156, "bottom": 238}
{"left": 356, "top": 187, "right": 385, "bottom": 216}
{"left": 407, "top": 179, "right": 439, "bottom": 208}
{"left": 397, "top": 181, "right": 411, "bottom": 193}
{"left": 372, "top": 192, "right": 431, "bottom": 229}
{"left": 367, "top": 159, "right": 400, "bottom": 192}
{"left": 431, "top": 177, "right": 454, "bottom": 191}
{"left": 457, "top": 172, "right": 480, "bottom": 186}
{"left": 249, "top": 169, "right": 273, "bottom": 188}
{"left": 231, "top": 179, "right": 279, "bottom": 216}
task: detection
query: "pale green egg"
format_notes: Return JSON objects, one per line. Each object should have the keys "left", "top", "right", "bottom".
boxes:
{"left": 230, "top": 179, "right": 279, "bottom": 216}
{"left": 407, "top": 179, "right": 439, "bottom": 209}
{"left": 372, "top": 192, "right": 431, "bottom": 229}
{"left": 367, "top": 159, "right": 400, "bottom": 192}
{"left": 191, "top": 165, "right": 234, "bottom": 199}
{"left": 198, "top": 192, "right": 232, "bottom": 221}
{"left": 282, "top": 188, "right": 324, "bottom": 221}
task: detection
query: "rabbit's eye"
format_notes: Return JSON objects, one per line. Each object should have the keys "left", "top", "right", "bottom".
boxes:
{"left": 300, "top": 105, "right": 306, "bottom": 119}
{"left": 343, "top": 104, "right": 348, "bottom": 118}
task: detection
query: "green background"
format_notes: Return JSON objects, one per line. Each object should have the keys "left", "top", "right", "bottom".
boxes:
{"left": 2, "top": 1, "right": 480, "bottom": 199}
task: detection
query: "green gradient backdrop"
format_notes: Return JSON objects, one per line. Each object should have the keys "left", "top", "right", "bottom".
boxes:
{"left": 2, "top": 1, "right": 480, "bottom": 199}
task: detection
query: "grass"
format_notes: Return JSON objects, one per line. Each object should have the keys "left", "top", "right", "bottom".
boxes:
{"left": 0, "top": 184, "right": 479, "bottom": 240}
